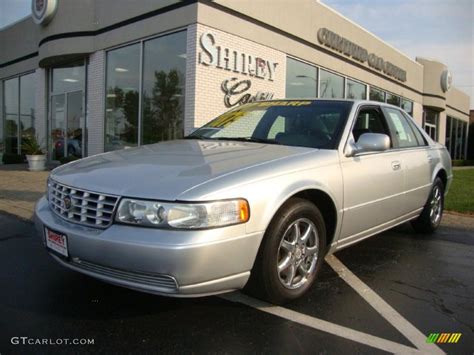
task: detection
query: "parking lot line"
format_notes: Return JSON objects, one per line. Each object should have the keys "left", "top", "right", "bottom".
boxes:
{"left": 221, "top": 292, "right": 422, "bottom": 354}
{"left": 326, "top": 255, "right": 444, "bottom": 355}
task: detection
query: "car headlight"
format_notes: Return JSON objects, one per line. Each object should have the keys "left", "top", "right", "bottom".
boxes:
{"left": 115, "top": 198, "right": 250, "bottom": 229}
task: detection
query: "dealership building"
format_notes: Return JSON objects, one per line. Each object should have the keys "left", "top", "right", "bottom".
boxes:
{"left": 0, "top": 0, "right": 470, "bottom": 161}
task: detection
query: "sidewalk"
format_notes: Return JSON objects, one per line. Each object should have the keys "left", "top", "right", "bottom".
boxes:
{"left": 0, "top": 164, "right": 49, "bottom": 220}
{"left": 0, "top": 163, "right": 473, "bottom": 229}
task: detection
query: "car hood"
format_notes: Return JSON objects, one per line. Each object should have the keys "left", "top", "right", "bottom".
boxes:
{"left": 51, "top": 140, "right": 313, "bottom": 200}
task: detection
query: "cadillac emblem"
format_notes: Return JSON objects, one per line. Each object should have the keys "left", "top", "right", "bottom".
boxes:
{"left": 31, "top": 0, "right": 58, "bottom": 25}
{"left": 62, "top": 195, "right": 72, "bottom": 211}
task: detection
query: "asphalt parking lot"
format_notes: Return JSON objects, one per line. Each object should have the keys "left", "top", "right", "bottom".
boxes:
{"left": 0, "top": 212, "right": 473, "bottom": 354}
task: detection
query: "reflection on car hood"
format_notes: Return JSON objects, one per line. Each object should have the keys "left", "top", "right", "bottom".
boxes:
{"left": 51, "top": 139, "right": 313, "bottom": 200}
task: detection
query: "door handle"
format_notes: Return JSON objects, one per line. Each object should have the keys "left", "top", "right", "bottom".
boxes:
{"left": 391, "top": 161, "right": 401, "bottom": 170}
{"left": 427, "top": 155, "right": 433, "bottom": 163}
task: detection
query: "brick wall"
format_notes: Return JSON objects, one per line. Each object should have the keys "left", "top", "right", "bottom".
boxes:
{"left": 34, "top": 68, "right": 47, "bottom": 151}
{"left": 87, "top": 51, "right": 106, "bottom": 156}
{"left": 184, "top": 24, "right": 198, "bottom": 136}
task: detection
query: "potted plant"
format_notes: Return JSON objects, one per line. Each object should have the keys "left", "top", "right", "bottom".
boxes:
{"left": 21, "top": 135, "right": 47, "bottom": 171}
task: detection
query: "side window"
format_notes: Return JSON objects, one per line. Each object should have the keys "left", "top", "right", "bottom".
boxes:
{"left": 352, "top": 106, "right": 391, "bottom": 143}
{"left": 402, "top": 111, "right": 427, "bottom": 146}
{"left": 267, "top": 116, "right": 286, "bottom": 139}
{"left": 384, "top": 108, "right": 418, "bottom": 148}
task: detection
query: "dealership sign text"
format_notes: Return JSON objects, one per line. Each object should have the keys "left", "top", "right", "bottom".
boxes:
{"left": 221, "top": 78, "right": 274, "bottom": 108}
{"left": 199, "top": 32, "right": 278, "bottom": 81}
{"left": 317, "top": 28, "right": 407, "bottom": 82}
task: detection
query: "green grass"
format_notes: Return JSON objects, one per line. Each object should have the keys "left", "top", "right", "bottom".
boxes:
{"left": 445, "top": 169, "right": 474, "bottom": 214}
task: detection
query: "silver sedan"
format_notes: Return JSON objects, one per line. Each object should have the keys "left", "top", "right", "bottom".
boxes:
{"left": 34, "top": 99, "right": 452, "bottom": 304}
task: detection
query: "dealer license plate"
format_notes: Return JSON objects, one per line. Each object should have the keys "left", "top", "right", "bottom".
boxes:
{"left": 45, "top": 228, "right": 69, "bottom": 257}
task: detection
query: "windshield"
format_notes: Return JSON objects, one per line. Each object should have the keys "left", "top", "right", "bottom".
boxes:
{"left": 188, "top": 100, "right": 353, "bottom": 149}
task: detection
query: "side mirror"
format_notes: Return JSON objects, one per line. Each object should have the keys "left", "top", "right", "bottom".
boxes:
{"left": 345, "top": 133, "right": 390, "bottom": 157}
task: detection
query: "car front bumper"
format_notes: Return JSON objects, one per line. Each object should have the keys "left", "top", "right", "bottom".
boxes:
{"left": 34, "top": 196, "right": 264, "bottom": 297}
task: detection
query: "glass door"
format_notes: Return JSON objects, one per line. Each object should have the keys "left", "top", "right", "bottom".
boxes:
{"left": 51, "top": 94, "right": 65, "bottom": 160}
{"left": 49, "top": 60, "right": 86, "bottom": 161}
{"left": 50, "top": 91, "right": 84, "bottom": 160}
{"left": 66, "top": 91, "right": 83, "bottom": 158}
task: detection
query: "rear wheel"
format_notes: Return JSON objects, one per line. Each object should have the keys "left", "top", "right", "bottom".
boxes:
{"left": 411, "top": 177, "right": 444, "bottom": 234}
{"left": 244, "top": 198, "right": 327, "bottom": 304}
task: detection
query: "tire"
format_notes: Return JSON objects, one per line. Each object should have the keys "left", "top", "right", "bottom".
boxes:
{"left": 244, "top": 197, "right": 327, "bottom": 304}
{"left": 411, "top": 177, "right": 444, "bottom": 234}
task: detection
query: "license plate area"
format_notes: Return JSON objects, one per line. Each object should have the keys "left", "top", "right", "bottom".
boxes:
{"left": 45, "top": 227, "right": 69, "bottom": 258}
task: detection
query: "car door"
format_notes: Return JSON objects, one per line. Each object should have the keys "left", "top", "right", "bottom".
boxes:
{"left": 339, "top": 105, "right": 405, "bottom": 243}
{"left": 382, "top": 107, "right": 433, "bottom": 214}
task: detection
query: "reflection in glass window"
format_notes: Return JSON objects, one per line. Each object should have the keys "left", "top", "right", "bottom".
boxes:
{"left": 105, "top": 44, "right": 141, "bottom": 151}
{"left": 345, "top": 79, "right": 366, "bottom": 100}
{"left": 445, "top": 116, "right": 452, "bottom": 153}
{"left": 423, "top": 109, "right": 438, "bottom": 141}
{"left": 319, "top": 70, "right": 344, "bottom": 98}
{"left": 20, "top": 73, "right": 36, "bottom": 153}
{"left": 2, "top": 73, "right": 37, "bottom": 155}
{"left": 286, "top": 58, "right": 317, "bottom": 98}
{"left": 142, "top": 31, "right": 186, "bottom": 145}
{"left": 369, "top": 87, "right": 385, "bottom": 102}
{"left": 455, "top": 120, "right": 466, "bottom": 160}
{"left": 386, "top": 93, "right": 401, "bottom": 106}
{"left": 52, "top": 60, "right": 85, "bottom": 93}
{"left": 401, "top": 99, "right": 413, "bottom": 116}
{"left": 3, "top": 78, "right": 19, "bottom": 154}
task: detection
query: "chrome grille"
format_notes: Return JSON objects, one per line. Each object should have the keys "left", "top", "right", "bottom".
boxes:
{"left": 48, "top": 180, "right": 119, "bottom": 228}
{"left": 71, "top": 259, "right": 178, "bottom": 291}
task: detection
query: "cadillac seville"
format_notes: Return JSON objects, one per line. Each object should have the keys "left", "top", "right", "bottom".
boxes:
{"left": 35, "top": 99, "right": 452, "bottom": 304}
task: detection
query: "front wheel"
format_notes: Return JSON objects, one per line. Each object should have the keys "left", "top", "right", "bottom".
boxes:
{"left": 411, "top": 177, "right": 444, "bottom": 234}
{"left": 244, "top": 198, "right": 327, "bottom": 304}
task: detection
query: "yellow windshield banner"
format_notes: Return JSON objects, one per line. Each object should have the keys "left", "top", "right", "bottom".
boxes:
{"left": 208, "top": 101, "right": 313, "bottom": 128}
{"left": 208, "top": 110, "right": 246, "bottom": 128}
{"left": 254, "top": 100, "right": 312, "bottom": 107}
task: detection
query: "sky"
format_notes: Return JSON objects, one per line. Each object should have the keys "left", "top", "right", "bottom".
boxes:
{"left": 322, "top": 0, "right": 474, "bottom": 109}
{"left": 0, "top": 0, "right": 30, "bottom": 28}
{"left": 1, "top": 0, "right": 473, "bottom": 108}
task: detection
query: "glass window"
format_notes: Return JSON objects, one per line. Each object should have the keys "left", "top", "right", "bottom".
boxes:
{"left": 401, "top": 99, "right": 413, "bottom": 116}
{"left": 386, "top": 93, "right": 401, "bottom": 106}
{"left": 105, "top": 44, "right": 141, "bottom": 151}
{"left": 190, "top": 100, "right": 353, "bottom": 149}
{"left": 319, "top": 70, "right": 344, "bottom": 99}
{"left": 51, "top": 60, "right": 85, "bottom": 93}
{"left": 369, "top": 87, "right": 385, "bottom": 102}
{"left": 445, "top": 116, "right": 452, "bottom": 152}
{"left": 286, "top": 58, "right": 317, "bottom": 98}
{"left": 384, "top": 108, "right": 418, "bottom": 148}
{"left": 455, "top": 120, "right": 466, "bottom": 160}
{"left": 353, "top": 107, "right": 391, "bottom": 143}
{"left": 402, "top": 111, "right": 426, "bottom": 146}
{"left": 267, "top": 116, "right": 285, "bottom": 139}
{"left": 345, "top": 79, "right": 366, "bottom": 100}
{"left": 423, "top": 109, "right": 438, "bottom": 141}
{"left": 142, "top": 31, "right": 186, "bottom": 145}
{"left": 20, "top": 73, "right": 36, "bottom": 153}
{"left": 4, "top": 78, "right": 19, "bottom": 154}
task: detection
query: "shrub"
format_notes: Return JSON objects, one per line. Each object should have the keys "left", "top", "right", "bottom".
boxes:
{"left": 452, "top": 160, "right": 474, "bottom": 167}
{"left": 21, "top": 135, "right": 46, "bottom": 155}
